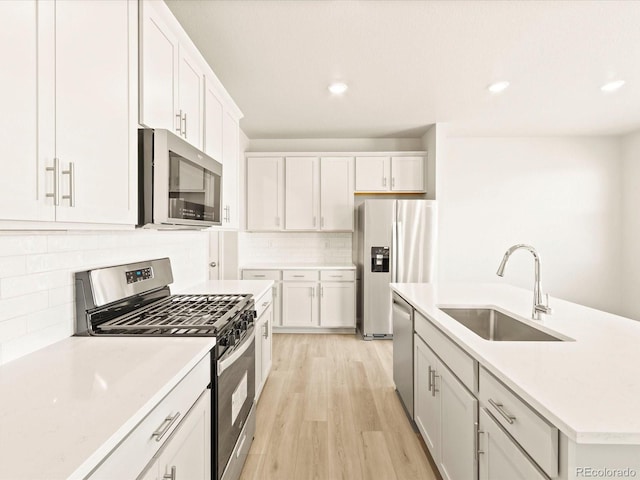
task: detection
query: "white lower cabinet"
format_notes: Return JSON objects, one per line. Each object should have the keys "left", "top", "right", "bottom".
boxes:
{"left": 242, "top": 268, "right": 356, "bottom": 330}
{"left": 319, "top": 281, "right": 355, "bottom": 327}
{"left": 141, "top": 389, "right": 211, "bottom": 480}
{"left": 89, "top": 355, "right": 210, "bottom": 479}
{"left": 254, "top": 287, "right": 273, "bottom": 401}
{"left": 282, "top": 281, "right": 318, "bottom": 327}
{"left": 414, "top": 334, "right": 477, "bottom": 480}
{"left": 478, "top": 408, "right": 546, "bottom": 480}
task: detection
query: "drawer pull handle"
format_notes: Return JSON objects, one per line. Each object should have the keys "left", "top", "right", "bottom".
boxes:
{"left": 253, "top": 274, "right": 266, "bottom": 278}
{"left": 329, "top": 275, "right": 343, "bottom": 278}
{"left": 293, "top": 275, "right": 305, "bottom": 278}
{"left": 488, "top": 398, "right": 516, "bottom": 424}
{"left": 152, "top": 412, "right": 181, "bottom": 442}
{"left": 163, "top": 466, "right": 177, "bottom": 480}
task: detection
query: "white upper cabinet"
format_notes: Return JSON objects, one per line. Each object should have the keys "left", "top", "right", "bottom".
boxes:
{"left": 0, "top": 0, "right": 52, "bottom": 222}
{"left": 355, "top": 153, "right": 426, "bottom": 192}
{"left": 139, "top": 1, "right": 178, "bottom": 132}
{"left": 320, "top": 156, "right": 354, "bottom": 231}
{"left": 140, "top": 0, "right": 203, "bottom": 149}
{"left": 0, "top": 0, "right": 137, "bottom": 226}
{"left": 355, "top": 156, "right": 389, "bottom": 192}
{"left": 285, "top": 157, "right": 318, "bottom": 230}
{"left": 54, "top": 0, "right": 136, "bottom": 224}
{"left": 221, "top": 111, "right": 240, "bottom": 228}
{"left": 246, "top": 157, "right": 284, "bottom": 231}
{"left": 204, "top": 78, "right": 224, "bottom": 162}
{"left": 247, "top": 153, "right": 354, "bottom": 232}
{"left": 391, "top": 156, "right": 425, "bottom": 191}
{"left": 177, "top": 49, "right": 205, "bottom": 149}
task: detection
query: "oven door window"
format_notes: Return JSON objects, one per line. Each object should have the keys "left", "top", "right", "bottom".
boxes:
{"left": 168, "top": 151, "right": 221, "bottom": 223}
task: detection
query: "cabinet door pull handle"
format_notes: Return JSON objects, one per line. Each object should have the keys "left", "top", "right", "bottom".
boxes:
{"left": 320, "top": 286, "right": 324, "bottom": 297}
{"left": 488, "top": 398, "right": 516, "bottom": 424}
{"left": 263, "top": 323, "right": 269, "bottom": 339}
{"left": 474, "top": 421, "right": 485, "bottom": 460}
{"left": 175, "top": 110, "right": 182, "bottom": 135}
{"left": 382, "top": 176, "right": 387, "bottom": 187}
{"left": 61, "top": 162, "right": 75, "bottom": 207}
{"left": 275, "top": 216, "right": 280, "bottom": 227}
{"left": 392, "top": 177, "right": 395, "bottom": 188}
{"left": 182, "top": 112, "right": 187, "bottom": 138}
{"left": 46, "top": 158, "right": 60, "bottom": 206}
{"left": 431, "top": 371, "right": 439, "bottom": 397}
{"left": 428, "top": 365, "right": 433, "bottom": 392}
{"left": 313, "top": 216, "right": 317, "bottom": 227}
{"left": 151, "top": 411, "right": 181, "bottom": 442}
{"left": 209, "top": 262, "right": 217, "bottom": 268}
{"left": 163, "top": 466, "right": 177, "bottom": 480}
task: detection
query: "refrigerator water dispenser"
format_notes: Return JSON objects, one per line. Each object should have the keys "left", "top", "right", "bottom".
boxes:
{"left": 371, "top": 246, "right": 390, "bottom": 272}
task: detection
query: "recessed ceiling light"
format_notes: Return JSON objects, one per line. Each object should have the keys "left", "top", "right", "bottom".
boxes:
{"left": 600, "top": 80, "right": 625, "bottom": 92}
{"left": 328, "top": 82, "right": 348, "bottom": 95}
{"left": 487, "top": 81, "right": 510, "bottom": 94}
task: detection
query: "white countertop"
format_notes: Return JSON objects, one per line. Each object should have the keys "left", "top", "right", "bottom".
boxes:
{"left": 390, "top": 282, "right": 640, "bottom": 445}
{"left": 241, "top": 263, "right": 355, "bottom": 270}
{"left": 181, "top": 279, "right": 273, "bottom": 299}
{"left": 0, "top": 336, "right": 215, "bottom": 480}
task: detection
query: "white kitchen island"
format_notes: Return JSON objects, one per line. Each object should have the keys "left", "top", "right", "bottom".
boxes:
{"left": 391, "top": 282, "right": 640, "bottom": 480}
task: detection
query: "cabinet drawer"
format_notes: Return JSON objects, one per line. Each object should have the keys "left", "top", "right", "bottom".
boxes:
{"left": 479, "top": 367, "right": 558, "bottom": 478}
{"left": 320, "top": 270, "right": 355, "bottom": 281}
{"left": 255, "top": 288, "right": 273, "bottom": 319}
{"left": 242, "top": 269, "right": 281, "bottom": 281}
{"left": 90, "top": 355, "right": 211, "bottom": 479}
{"left": 414, "top": 311, "right": 476, "bottom": 391}
{"left": 283, "top": 270, "right": 318, "bottom": 281}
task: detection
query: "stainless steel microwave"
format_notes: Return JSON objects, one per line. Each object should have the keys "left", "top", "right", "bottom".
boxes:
{"left": 138, "top": 129, "right": 222, "bottom": 228}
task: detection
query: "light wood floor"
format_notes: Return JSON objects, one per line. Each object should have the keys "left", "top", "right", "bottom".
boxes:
{"left": 240, "top": 334, "right": 439, "bottom": 480}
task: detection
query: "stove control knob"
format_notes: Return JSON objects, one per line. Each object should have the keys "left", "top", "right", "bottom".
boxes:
{"left": 241, "top": 320, "right": 249, "bottom": 330}
{"left": 219, "top": 335, "right": 230, "bottom": 346}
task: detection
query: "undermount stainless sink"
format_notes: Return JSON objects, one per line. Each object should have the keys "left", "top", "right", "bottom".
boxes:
{"left": 439, "top": 307, "right": 564, "bottom": 342}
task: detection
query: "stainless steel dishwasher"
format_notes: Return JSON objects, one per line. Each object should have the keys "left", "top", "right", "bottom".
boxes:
{"left": 392, "top": 292, "right": 414, "bottom": 419}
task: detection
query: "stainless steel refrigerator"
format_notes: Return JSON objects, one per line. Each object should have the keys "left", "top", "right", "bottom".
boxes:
{"left": 356, "top": 199, "right": 437, "bottom": 339}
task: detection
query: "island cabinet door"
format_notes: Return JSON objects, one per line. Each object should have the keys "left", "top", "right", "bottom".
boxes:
{"left": 414, "top": 335, "right": 440, "bottom": 458}
{"left": 438, "top": 360, "right": 477, "bottom": 480}
{"left": 478, "top": 408, "right": 546, "bottom": 480}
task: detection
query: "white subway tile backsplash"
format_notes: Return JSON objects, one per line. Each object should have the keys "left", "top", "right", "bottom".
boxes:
{"left": 0, "top": 317, "right": 27, "bottom": 343}
{"left": 0, "top": 292, "right": 49, "bottom": 320}
{"left": 0, "top": 256, "right": 27, "bottom": 278}
{"left": 239, "top": 232, "right": 353, "bottom": 265}
{"left": 0, "top": 230, "right": 209, "bottom": 365}
{"left": 0, "top": 236, "right": 48, "bottom": 257}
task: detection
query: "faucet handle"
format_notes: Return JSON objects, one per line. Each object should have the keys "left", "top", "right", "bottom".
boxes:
{"left": 541, "top": 294, "right": 553, "bottom": 315}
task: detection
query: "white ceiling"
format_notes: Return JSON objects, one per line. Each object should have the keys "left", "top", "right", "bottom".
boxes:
{"left": 165, "top": 0, "right": 640, "bottom": 139}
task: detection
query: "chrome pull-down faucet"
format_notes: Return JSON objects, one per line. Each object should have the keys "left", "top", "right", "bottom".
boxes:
{"left": 496, "top": 244, "right": 553, "bottom": 320}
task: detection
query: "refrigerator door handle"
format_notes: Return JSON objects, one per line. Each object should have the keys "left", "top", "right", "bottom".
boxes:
{"left": 395, "top": 221, "right": 403, "bottom": 282}
{"left": 391, "top": 221, "right": 398, "bottom": 282}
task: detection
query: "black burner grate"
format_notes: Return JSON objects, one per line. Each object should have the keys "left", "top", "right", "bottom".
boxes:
{"left": 95, "top": 293, "right": 252, "bottom": 335}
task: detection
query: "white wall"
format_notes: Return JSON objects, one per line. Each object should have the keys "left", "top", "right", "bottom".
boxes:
{"left": 621, "top": 129, "right": 640, "bottom": 319}
{"left": 437, "top": 135, "right": 623, "bottom": 314}
{"left": 247, "top": 137, "right": 423, "bottom": 152}
{"left": 0, "top": 230, "right": 209, "bottom": 365}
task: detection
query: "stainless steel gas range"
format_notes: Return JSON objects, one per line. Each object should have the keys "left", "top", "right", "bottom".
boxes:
{"left": 75, "top": 257, "right": 255, "bottom": 480}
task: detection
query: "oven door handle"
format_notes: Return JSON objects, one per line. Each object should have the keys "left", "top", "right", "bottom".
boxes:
{"left": 217, "top": 326, "right": 255, "bottom": 375}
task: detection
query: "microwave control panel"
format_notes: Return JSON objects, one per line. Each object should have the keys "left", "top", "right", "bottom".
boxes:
{"left": 126, "top": 267, "right": 154, "bottom": 284}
